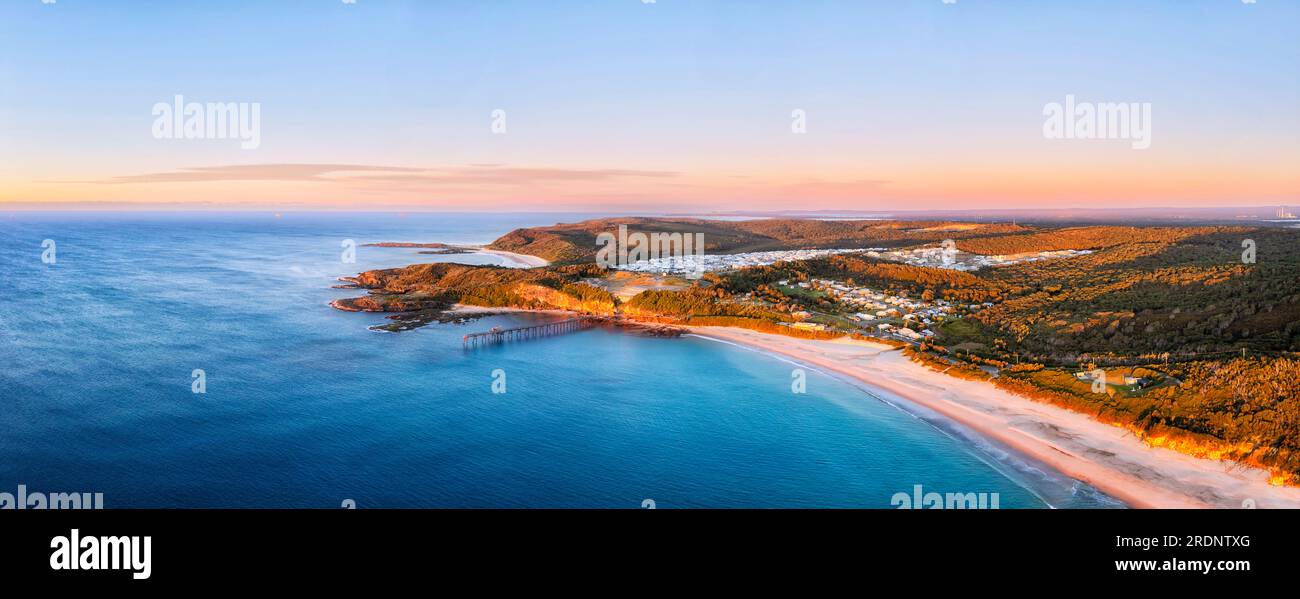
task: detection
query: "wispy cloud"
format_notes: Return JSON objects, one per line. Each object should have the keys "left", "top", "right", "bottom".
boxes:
{"left": 94, "top": 164, "right": 679, "bottom": 186}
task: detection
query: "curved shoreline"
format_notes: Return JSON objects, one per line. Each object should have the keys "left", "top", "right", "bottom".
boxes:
{"left": 470, "top": 247, "right": 550, "bottom": 268}
{"left": 687, "top": 326, "right": 1300, "bottom": 509}
{"left": 362, "top": 241, "right": 551, "bottom": 268}
{"left": 687, "top": 332, "right": 1117, "bottom": 508}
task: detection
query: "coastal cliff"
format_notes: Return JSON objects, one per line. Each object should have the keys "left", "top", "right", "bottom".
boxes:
{"left": 332, "top": 262, "right": 616, "bottom": 328}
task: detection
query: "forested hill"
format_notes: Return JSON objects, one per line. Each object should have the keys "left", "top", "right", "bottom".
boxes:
{"left": 485, "top": 217, "right": 1029, "bottom": 263}
{"left": 485, "top": 216, "right": 1289, "bottom": 264}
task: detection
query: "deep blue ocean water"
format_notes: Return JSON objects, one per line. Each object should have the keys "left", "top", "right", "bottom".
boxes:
{"left": 0, "top": 212, "right": 1120, "bottom": 508}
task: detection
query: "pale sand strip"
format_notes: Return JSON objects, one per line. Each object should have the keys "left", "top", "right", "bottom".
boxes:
{"left": 689, "top": 326, "right": 1300, "bottom": 509}
{"left": 361, "top": 243, "right": 549, "bottom": 268}
{"left": 473, "top": 248, "right": 550, "bottom": 268}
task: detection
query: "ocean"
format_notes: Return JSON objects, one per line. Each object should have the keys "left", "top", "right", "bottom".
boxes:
{"left": 0, "top": 212, "right": 1120, "bottom": 508}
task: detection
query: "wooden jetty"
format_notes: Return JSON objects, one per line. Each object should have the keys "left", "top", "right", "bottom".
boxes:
{"left": 463, "top": 317, "right": 594, "bottom": 348}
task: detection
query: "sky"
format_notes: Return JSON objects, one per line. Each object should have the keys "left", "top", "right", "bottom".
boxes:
{"left": 0, "top": 0, "right": 1296, "bottom": 212}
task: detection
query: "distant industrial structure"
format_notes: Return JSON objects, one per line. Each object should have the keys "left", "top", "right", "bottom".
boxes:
{"left": 1277, "top": 206, "right": 1297, "bottom": 219}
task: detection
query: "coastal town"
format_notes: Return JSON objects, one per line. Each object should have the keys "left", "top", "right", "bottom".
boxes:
{"left": 614, "top": 248, "right": 878, "bottom": 276}
{"left": 614, "top": 245, "right": 1094, "bottom": 276}
{"left": 868, "top": 247, "right": 1094, "bottom": 271}
{"left": 608, "top": 243, "right": 1103, "bottom": 346}
{"left": 608, "top": 245, "right": 1035, "bottom": 344}
{"left": 753, "top": 277, "right": 979, "bottom": 344}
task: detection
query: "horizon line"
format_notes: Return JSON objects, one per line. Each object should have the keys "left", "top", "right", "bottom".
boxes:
{"left": 3, "top": 204, "right": 1296, "bottom": 216}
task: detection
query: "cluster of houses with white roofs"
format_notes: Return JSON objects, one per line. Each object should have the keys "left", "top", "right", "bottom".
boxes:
{"left": 617, "top": 248, "right": 872, "bottom": 276}
{"left": 868, "top": 247, "right": 1094, "bottom": 272}
{"left": 1073, "top": 369, "right": 1154, "bottom": 390}
{"left": 775, "top": 278, "right": 982, "bottom": 342}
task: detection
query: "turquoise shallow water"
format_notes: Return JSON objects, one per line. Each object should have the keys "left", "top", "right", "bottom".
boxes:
{"left": 0, "top": 212, "right": 1120, "bottom": 508}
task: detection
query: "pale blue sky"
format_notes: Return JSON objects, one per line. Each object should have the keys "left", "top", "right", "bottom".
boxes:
{"left": 1, "top": 0, "right": 1296, "bottom": 210}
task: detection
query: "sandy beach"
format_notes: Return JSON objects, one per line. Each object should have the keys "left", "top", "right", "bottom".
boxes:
{"left": 689, "top": 326, "right": 1300, "bottom": 509}
{"left": 363, "top": 242, "right": 550, "bottom": 268}
{"left": 473, "top": 247, "right": 550, "bottom": 268}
